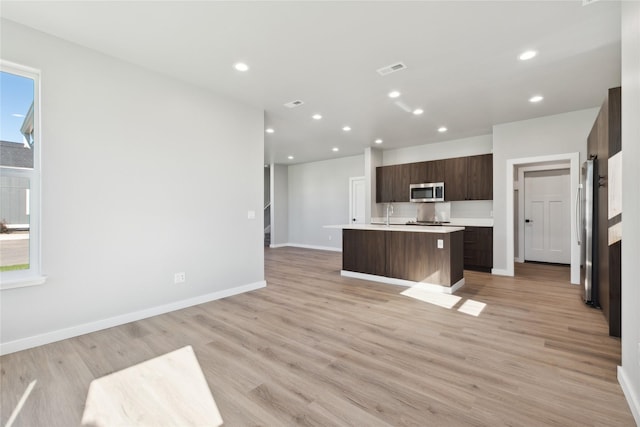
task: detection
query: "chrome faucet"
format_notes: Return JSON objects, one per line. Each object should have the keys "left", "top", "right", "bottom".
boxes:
{"left": 385, "top": 203, "right": 394, "bottom": 226}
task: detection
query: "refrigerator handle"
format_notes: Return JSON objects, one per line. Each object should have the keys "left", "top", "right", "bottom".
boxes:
{"left": 575, "top": 185, "right": 582, "bottom": 245}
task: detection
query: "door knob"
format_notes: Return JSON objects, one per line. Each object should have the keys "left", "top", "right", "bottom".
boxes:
{"left": 525, "top": 219, "right": 532, "bottom": 223}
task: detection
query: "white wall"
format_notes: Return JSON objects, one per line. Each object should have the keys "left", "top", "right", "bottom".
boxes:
{"left": 619, "top": 2, "right": 640, "bottom": 423}
{"left": 382, "top": 134, "right": 493, "bottom": 165}
{"left": 0, "top": 20, "right": 265, "bottom": 353}
{"left": 288, "top": 155, "right": 364, "bottom": 250}
{"left": 270, "top": 164, "right": 289, "bottom": 246}
{"left": 492, "top": 108, "right": 599, "bottom": 273}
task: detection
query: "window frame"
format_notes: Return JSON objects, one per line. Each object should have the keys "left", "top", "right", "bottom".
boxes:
{"left": 0, "top": 60, "right": 45, "bottom": 290}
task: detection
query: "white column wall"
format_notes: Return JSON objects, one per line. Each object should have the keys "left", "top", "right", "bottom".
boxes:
{"left": 619, "top": 2, "right": 640, "bottom": 424}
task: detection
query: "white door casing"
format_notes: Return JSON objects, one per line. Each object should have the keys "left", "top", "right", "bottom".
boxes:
{"left": 524, "top": 169, "right": 571, "bottom": 264}
{"left": 504, "top": 152, "right": 580, "bottom": 285}
{"left": 349, "top": 176, "right": 366, "bottom": 224}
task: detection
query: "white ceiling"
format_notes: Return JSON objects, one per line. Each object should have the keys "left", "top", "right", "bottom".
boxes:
{"left": 2, "top": 1, "right": 621, "bottom": 165}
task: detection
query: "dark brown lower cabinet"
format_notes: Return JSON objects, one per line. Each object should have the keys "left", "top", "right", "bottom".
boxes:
{"left": 342, "top": 229, "right": 463, "bottom": 287}
{"left": 609, "top": 240, "right": 621, "bottom": 336}
{"left": 342, "top": 229, "right": 387, "bottom": 276}
{"left": 463, "top": 226, "right": 493, "bottom": 272}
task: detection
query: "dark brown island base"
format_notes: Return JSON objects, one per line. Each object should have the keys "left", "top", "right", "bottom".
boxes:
{"left": 327, "top": 224, "right": 465, "bottom": 294}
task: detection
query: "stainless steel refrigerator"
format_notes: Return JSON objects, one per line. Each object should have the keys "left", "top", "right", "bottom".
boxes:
{"left": 580, "top": 159, "right": 598, "bottom": 306}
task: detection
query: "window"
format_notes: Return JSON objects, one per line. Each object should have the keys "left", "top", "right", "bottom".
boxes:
{"left": 0, "top": 61, "right": 43, "bottom": 289}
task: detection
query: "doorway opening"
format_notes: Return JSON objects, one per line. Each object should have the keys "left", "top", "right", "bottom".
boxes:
{"left": 505, "top": 153, "right": 580, "bottom": 284}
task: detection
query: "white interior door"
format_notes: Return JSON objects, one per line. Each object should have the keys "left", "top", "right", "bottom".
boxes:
{"left": 524, "top": 169, "right": 571, "bottom": 264}
{"left": 349, "top": 177, "right": 366, "bottom": 224}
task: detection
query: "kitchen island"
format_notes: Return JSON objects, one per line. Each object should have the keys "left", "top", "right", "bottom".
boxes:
{"left": 325, "top": 224, "right": 465, "bottom": 294}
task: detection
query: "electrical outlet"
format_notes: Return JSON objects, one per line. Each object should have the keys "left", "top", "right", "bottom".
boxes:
{"left": 174, "top": 272, "right": 186, "bottom": 284}
{"left": 437, "top": 239, "right": 444, "bottom": 249}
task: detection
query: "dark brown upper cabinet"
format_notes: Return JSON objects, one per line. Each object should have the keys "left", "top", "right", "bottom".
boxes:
{"left": 377, "top": 154, "right": 492, "bottom": 203}
{"left": 410, "top": 159, "right": 445, "bottom": 184}
{"left": 443, "top": 157, "right": 467, "bottom": 201}
{"left": 444, "top": 154, "right": 493, "bottom": 201}
{"left": 376, "top": 164, "right": 410, "bottom": 203}
{"left": 467, "top": 154, "right": 493, "bottom": 200}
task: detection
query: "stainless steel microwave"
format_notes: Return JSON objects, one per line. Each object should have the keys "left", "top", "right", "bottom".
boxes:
{"left": 410, "top": 182, "right": 445, "bottom": 202}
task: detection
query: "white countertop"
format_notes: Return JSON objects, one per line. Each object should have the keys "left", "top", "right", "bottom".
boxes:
{"left": 324, "top": 224, "right": 465, "bottom": 233}
{"left": 369, "top": 217, "right": 493, "bottom": 227}
{"left": 448, "top": 218, "right": 493, "bottom": 227}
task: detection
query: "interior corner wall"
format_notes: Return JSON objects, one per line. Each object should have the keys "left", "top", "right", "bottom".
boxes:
{"left": 288, "top": 155, "right": 364, "bottom": 250}
{"left": 270, "top": 164, "right": 289, "bottom": 246}
{"left": 491, "top": 108, "right": 599, "bottom": 273}
{"left": 619, "top": 2, "right": 640, "bottom": 424}
{"left": 0, "top": 20, "right": 265, "bottom": 352}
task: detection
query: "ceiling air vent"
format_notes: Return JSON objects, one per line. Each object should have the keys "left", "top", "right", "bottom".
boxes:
{"left": 377, "top": 62, "right": 407, "bottom": 76}
{"left": 284, "top": 100, "right": 304, "bottom": 108}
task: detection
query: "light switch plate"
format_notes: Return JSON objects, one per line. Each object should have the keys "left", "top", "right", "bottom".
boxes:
{"left": 247, "top": 210, "right": 256, "bottom": 219}
{"left": 437, "top": 239, "right": 444, "bottom": 249}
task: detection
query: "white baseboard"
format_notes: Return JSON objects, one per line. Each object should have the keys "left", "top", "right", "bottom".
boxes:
{"left": 618, "top": 366, "right": 640, "bottom": 425}
{"left": 270, "top": 243, "right": 342, "bottom": 252}
{"left": 491, "top": 268, "right": 512, "bottom": 277}
{"left": 269, "top": 243, "right": 289, "bottom": 248}
{"left": 341, "top": 270, "right": 465, "bottom": 294}
{"left": 0, "top": 280, "right": 266, "bottom": 356}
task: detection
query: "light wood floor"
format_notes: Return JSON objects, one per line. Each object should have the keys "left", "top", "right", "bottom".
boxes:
{"left": 1, "top": 247, "right": 635, "bottom": 426}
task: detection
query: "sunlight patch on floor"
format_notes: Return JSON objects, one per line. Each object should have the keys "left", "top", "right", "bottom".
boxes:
{"left": 5, "top": 379, "right": 37, "bottom": 427}
{"left": 457, "top": 299, "right": 487, "bottom": 316}
{"left": 400, "top": 287, "right": 461, "bottom": 309}
{"left": 82, "top": 345, "right": 222, "bottom": 427}
{"left": 400, "top": 287, "right": 488, "bottom": 317}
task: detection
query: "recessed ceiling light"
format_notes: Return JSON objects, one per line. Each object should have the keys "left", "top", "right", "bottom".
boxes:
{"left": 265, "top": 128, "right": 274, "bottom": 134}
{"left": 388, "top": 90, "right": 401, "bottom": 98}
{"left": 529, "top": 95, "right": 544, "bottom": 103}
{"left": 412, "top": 108, "right": 424, "bottom": 115}
{"left": 438, "top": 126, "right": 448, "bottom": 133}
{"left": 519, "top": 50, "right": 537, "bottom": 61}
{"left": 234, "top": 62, "right": 249, "bottom": 72}
{"left": 342, "top": 126, "right": 351, "bottom": 132}
{"left": 312, "top": 114, "right": 322, "bottom": 120}
{"left": 374, "top": 139, "right": 383, "bottom": 144}
{"left": 332, "top": 147, "right": 339, "bottom": 152}
{"left": 287, "top": 155, "right": 294, "bottom": 160}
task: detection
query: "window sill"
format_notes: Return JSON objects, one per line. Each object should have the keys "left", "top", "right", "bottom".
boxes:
{"left": 1, "top": 275, "right": 47, "bottom": 290}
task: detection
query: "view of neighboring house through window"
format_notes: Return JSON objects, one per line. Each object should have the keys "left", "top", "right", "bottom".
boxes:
{"left": 1, "top": 61, "right": 42, "bottom": 288}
